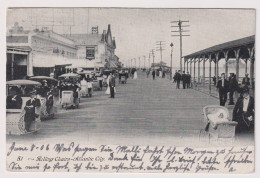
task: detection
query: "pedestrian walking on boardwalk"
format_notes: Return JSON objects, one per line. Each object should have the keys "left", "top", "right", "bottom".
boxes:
{"left": 133, "top": 69, "right": 138, "bottom": 79}
{"left": 182, "top": 71, "right": 187, "bottom": 89}
{"left": 174, "top": 70, "right": 182, "bottom": 89}
{"left": 162, "top": 71, "right": 165, "bottom": 78}
{"left": 146, "top": 70, "right": 150, "bottom": 78}
{"left": 228, "top": 73, "right": 238, "bottom": 105}
{"left": 213, "top": 76, "right": 217, "bottom": 86}
{"left": 216, "top": 73, "right": 229, "bottom": 106}
{"left": 173, "top": 70, "right": 177, "bottom": 83}
{"left": 131, "top": 68, "right": 135, "bottom": 79}
{"left": 242, "top": 73, "right": 250, "bottom": 87}
{"left": 105, "top": 74, "right": 111, "bottom": 95}
{"left": 186, "top": 72, "right": 191, "bottom": 88}
{"left": 152, "top": 70, "right": 156, "bottom": 80}
{"left": 109, "top": 73, "right": 116, "bottom": 98}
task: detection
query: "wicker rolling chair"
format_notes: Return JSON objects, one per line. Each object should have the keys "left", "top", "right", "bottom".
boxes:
{"left": 200, "top": 105, "right": 238, "bottom": 143}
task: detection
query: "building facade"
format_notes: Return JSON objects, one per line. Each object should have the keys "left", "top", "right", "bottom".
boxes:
{"left": 6, "top": 23, "right": 119, "bottom": 80}
{"left": 6, "top": 22, "right": 79, "bottom": 80}
{"left": 63, "top": 24, "right": 117, "bottom": 71}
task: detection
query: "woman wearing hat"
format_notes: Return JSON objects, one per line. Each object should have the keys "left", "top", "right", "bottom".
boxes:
{"left": 233, "top": 87, "right": 254, "bottom": 132}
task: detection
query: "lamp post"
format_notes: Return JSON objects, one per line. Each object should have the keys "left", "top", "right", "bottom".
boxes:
{"left": 170, "top": 43, "right": 174, "bottom": 80}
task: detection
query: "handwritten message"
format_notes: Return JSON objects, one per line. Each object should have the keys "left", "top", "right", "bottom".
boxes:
{"left": 6, "top": 142, "right": 254, "bottom": 173}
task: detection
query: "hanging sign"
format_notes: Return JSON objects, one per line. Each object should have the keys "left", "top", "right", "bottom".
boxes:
{"left": 86, "top": 47, "right": 95, "bottom": 60}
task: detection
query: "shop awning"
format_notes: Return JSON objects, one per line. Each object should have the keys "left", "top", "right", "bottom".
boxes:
{"left": 32, "top": 54, "right": 88, "bottom": 68}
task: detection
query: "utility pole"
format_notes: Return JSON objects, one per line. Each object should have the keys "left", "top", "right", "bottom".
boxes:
{"left": 171, "top": 20, "right": 190, "bottom": 74}
{"left": 148, "top": 53, "right": 151, "bottom": 69}
{"left": 139, "top": 57, "right": 140, "bottom": 69}
{"left": 143, "top": 56, "right": 146, "bottom": 68}
{"left": 156, "top": 41, "right": 166, "bottom": 68}
{"left": 151, "top": 49, "right": 155, "bottom": 70}
{"left": 170, "top": 43, "right": 174, "bottom": 80}
{"left": 134, "top": 58, "right": 136, "bottom": 68}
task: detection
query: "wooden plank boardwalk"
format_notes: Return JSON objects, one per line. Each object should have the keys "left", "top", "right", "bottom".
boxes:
{"left": 7, "top": 71, "right": 254, "bottom": 147}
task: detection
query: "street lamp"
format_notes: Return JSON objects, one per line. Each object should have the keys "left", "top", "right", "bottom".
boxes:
{"left": 170, "top": 43, "right": 174, "bottom": 80}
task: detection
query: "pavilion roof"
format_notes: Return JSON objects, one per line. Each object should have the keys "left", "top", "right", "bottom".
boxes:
{"left": 184, "top": 35, "right": 255, "bottom": 59}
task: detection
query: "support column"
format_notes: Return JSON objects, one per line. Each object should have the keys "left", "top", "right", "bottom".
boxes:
{"left": 11, "top": 53, "right": 14, "bottom": 80}
{"left": 215, "top": 52, "right": 219, "bottom": 79}
{"left": 209, "top": 54, "right": 212, "bottom": 94}
{"left": 190, "top": 59, "right": 192, "bottom": 78}
{"left": 245, "top": 59, "right": 248, "bottom": 74}
{"left": 250, "top": 58, "right": 254, "bottom": 89}
{"left": 248, "top": 47, "right": 255, "bottom": 89}
{"left": 234, "top": 49, "right": 241, "bottom": 81}
{"left": 187, "top": 61, "right": 189, "bottom": 72}
{"left": 203, "top": 56, "right": 206, "bottom": 86}
{"left": 224, "top": 51, "right": 229, "bottom": 76}
{"left": 193, "top": 58, "right": 196, "bottom": 82}
{"left": 184, "top": 60, "right": 186, "bottom": 72}
{"left": 214, "top": 59, "right": 217, "bottom": 78}
{"left": 27, "top": 52, "right": 33, "bottom": 76}
{"left": 198, "top": 58, "right": 201, "bottom": 83}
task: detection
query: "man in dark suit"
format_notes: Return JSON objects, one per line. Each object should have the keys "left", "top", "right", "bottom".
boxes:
{"left": 174, "top": 70, "right": 182, "bottom": 89}
{"left": 182, "top": 71, "right": 187, "bottom": 89}
{"left": 242, "top": 73, "right": 250, "bottom": 86}
{"left": 24, "top": 90, "right": 41, "bottom": 132}
{"left": 109, "top": 73, "right": 116, "bottom": 98}
{"left": 152, "top": 70, "right": 156, "bottom": 80}
{"left": 213, "top": 76, "right": 217, "bottom": 86}
{"left": 228, "top": 73, "right": 238, "bottom": 105}
{"left": 131, "top": 68, "right": 135, "bottom": 79}
{"left": 186, "top": 72, "right": 191, "bottom": 88}
{"left": 173, "top": 70, "right": 177, "bottom": 83}
{"left": 233, "top": 87, "right": 254, "bottom": 132}
{"left": 46, "top": 89, "right": 54, "bottom": 114}
{"left": 216, "top": 73, "right": 229, "bottom": 106}
{"left": 6, "top": 87, "right": 22, "bottom": 109}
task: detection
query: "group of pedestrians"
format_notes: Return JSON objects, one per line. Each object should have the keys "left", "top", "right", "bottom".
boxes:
{"left": 216, "top": 72, "right": 254, "bottom": 132}
{"left": 216, "top": 73, "right": 251, "bottom": 106}
{"left": 173, "top": 70, "right": 191, "bottom": 89}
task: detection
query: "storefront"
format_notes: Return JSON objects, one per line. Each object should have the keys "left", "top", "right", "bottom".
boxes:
{"left": 6, "top": 46, "right": 31, "bottom": 80}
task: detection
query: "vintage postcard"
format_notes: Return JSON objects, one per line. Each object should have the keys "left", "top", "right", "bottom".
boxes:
{"left": 4, "top": 6, "right": 256, "bottom": 174}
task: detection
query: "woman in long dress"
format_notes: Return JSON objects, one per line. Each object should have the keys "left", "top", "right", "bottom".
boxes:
{"left": 80, "top": 78, "right": 87, "bottom": 97}
{"left": 105, "top": 75, "right": 111, "bottom": 95}
{"left": 133, "top": 70, "right": 138, "bottom": 79}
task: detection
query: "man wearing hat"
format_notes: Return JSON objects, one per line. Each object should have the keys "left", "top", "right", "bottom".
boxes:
{"left": 233, "top": 87, "right": 254, "bottom": 132}
{"left": 24, "top": 90, "right": 41, "bottom": 132}
{"left": 174, "top": 70, "right": 182, "bottom": 89}
{"left": 228, "top": 73, "right": 238, "bottom": 105}
{"left": 186, "top": 72, "right": 191, "bottom": 88}
{"left": 242, "top": 73, "right": 250, "bottom": 86}
{"left": 216, "top": 73, "right": 229, "bottom": 106}
{"left": 109, "top": 73, "right": 116, "bottom": 98}
{"left": 152, "top": 70, "right": 156, "bottom": 80}
{"left": 182, "top": 71, "right": 187, "bottom": 89}
{"left": 6, "top": 87, "right": 22, "bottom": 109}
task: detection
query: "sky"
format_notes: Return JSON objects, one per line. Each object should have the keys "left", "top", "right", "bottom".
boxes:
{"left": 6, "top": 8, "right": 255, "bottom": 68}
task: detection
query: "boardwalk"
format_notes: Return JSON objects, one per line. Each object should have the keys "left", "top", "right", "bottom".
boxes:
{"left": 7, "top": 72, "right": 254, "bottom": 147}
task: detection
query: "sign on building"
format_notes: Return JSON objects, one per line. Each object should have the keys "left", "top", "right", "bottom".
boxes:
{"left": 86, "top": 47, "right": 95, "bottom": 60}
